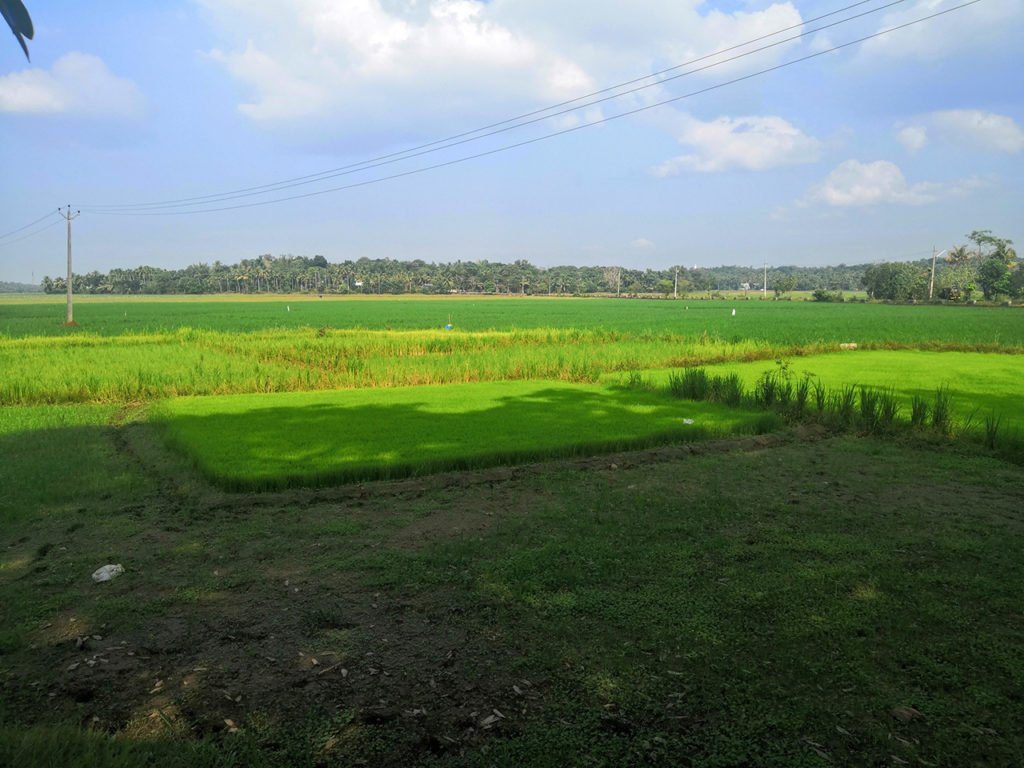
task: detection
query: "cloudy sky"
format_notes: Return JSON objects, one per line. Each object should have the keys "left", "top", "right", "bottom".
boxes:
{"left": 0, "top": 0, "right": 1021, "bottom": 282}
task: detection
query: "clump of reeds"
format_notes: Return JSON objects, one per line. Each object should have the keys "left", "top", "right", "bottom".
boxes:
{"left": 931, "top": 386, "right": 953, "bottom": 435}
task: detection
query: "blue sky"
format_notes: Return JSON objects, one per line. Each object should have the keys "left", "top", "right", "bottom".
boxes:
{"left": 1, "top": 0, "right": 1021, "bottom": 283}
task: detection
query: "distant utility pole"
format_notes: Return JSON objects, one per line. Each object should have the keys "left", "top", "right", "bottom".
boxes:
{"left": 763, "top": 262, "right": 768, "bottom": 299}
{"left": 929, "top": 246, "right": 937, "bottom": 301}
{"left": 58, "top": 205, "right": 80, "bottom": 325}
{"left": 928, "top": 247, "right": 948, "bottom": 301}
{"left": 674, "top": 268, "right": 679, "bottom": 300}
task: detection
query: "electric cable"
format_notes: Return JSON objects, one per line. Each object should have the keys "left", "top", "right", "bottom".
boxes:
{"left": 85, "top": 0, "right": 911, "bottom": 212}
{"left": 0, "top": 218, "right": 62, "bottom": 249}
{"left": 0, "top": 210, "right": 59, "bottom": 241}
{"left": 88, "top": 0, "right": 982, "bottom": 217}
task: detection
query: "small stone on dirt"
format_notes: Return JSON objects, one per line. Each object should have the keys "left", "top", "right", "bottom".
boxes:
{"left": 91, "top": 564, "right": 124, "bottom": 583}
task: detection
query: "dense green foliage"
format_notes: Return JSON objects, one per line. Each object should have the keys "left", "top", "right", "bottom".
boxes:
{"left": 863, "top": 231, "right": 1020, "bottom": 301}
{"left": 39, "top": 256, "right": 868, "bottom": 296}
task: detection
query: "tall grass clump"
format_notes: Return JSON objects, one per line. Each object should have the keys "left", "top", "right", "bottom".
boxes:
{"left": 711, "top": 373, "right": 745, "bottom": 407}
{"left": 859, "top": 386, "right": 880, "bottom": 433}
{"left": 984, "top": 412, "right": 1002, "bottom": 450}
{"left": 666, "top": 368, "right": 746, "bottom": 407}
{"left": 832, "top": 385, "right": 858, "bottom": 430}
{"left": 624, "top": 371, "right": 653, "bottom": 391}
{"left": 753, "top": 362, "right": 795, "bottom": 411}
{"left": 910, "top": 395, "right": 929, "bottom": 429}
{"left": 793, "top": 374, "right": 811, "bottom": 417}
{"left": 877, "top": 388, "right": 901, "bottom": 431}
{"left": 753, "top": 370, "right": 779, "bottom": 409}
{"left": 813, "top": 379, "right": 828, "bottom": 414}
{"left": 855, "top": 386, "right": 901, "bottom": 434}
{"left": 931, "top": 386, "right": 953, "bottom": 435}
{"left": 667, "top": 368, "right": 711, "bottom": 400}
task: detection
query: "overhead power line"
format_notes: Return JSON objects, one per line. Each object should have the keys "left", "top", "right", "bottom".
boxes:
{"left": 0, "top": 210, "right": 58, "bottom": 241}
{"left": 0, "top": 217, "right": 62, "bottom": 250}
{"left": 87, "top": 0, "right": 981, "bottom": 218}
{"left": 85, "top": 0, "right": 908, "bottom": 213}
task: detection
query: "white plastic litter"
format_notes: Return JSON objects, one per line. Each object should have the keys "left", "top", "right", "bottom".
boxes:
{"left": 92, "top": 564, "right": 125, "bottom": 583}
{"left": 682, "top": 418, "right": 695, "bottom": 425}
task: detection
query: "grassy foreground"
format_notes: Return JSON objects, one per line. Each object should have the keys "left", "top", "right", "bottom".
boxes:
{"left": 1, "top": 428, "right": 1021, "bottom": 766}
{"left": 2, "top": 296, "right": 1022, "bottom": 765}
{"left": 153, "top": 380, "right": 777, "bottom": 489}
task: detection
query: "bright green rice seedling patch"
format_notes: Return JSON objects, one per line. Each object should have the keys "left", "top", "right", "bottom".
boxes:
{"left": 154, "top": 380, "right": 777, "bottom": 489}
{"left": 625, "top": 350, "right": 1024, "bottom": 429}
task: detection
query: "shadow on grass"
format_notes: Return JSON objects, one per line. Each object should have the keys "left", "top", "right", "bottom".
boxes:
{"left": 0, "top": 424, "right": 154, "bottom": 527}
{"left": 156, "top": 384, "right": 781, "bottom": 491}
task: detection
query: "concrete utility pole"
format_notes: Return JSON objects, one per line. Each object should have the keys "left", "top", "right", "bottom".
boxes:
{"left": 928, "top": 247, "right": 948, "bottom": 301}
{"left": 674, "top": 268, "right": 679, "bottom": 300}
{"left": 58, "top": 205, "right": 80, "bottom": 325}
{"left": 763, "top": 262, "right": 768, "bottom": 299}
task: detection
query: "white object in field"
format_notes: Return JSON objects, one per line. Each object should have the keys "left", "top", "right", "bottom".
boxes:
{"left": 683, "top": 418, "right": 695, "bottom": 425}
{"left": 287, "top": 305, "right": 291, "bottom": 312}
{"left": 92, "top": 564, "right": 124, "bottom": 583}
{"left": 731, "top": 308, "right": 736, "bottom": 316}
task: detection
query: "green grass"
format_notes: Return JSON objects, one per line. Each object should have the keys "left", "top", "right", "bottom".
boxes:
{"left": 2, "top": 295, "right": 1023, "bottom": 764}
{"left": 2, "top": 295, "right": 1023, "bottom": 345}
{"left": 4, "top": 298, "right": 1022, "bottom": 407}
{"left": 1, "top": 435, "right": 1022, "bottom": 766}
{"left": 0, "top": 404, "right": 150, "bottom": 526}
{"left": 621, "top": 350, "right": 1024, "bottom": 429}
{"left": 153, "top": 380, "right": 778, "bottom": 489}
{"left": 0, "top": 326, "right": 785, "bottom": 406}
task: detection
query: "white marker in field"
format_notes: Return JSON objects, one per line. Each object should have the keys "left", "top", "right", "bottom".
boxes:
{"left": 731, "top": 308, "right": 736, "bottom": 317}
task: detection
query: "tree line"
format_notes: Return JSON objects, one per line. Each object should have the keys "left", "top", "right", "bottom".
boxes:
{"left": 40, "top": 256, "right": 865, "bottom": 298}
{"left": 36, "top": 230, "right": 1017, "bottom": 301}
{"left": 862, "top": 231, "right": 1020, "bottom": 302}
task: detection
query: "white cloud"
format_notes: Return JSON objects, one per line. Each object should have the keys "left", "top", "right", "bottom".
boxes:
{"left": 630, "top": 238, "right": 655, "bottom": 249}
{"left": 806, "top": 159, "right": 981, "bottom": 207}
{"left": 202, "top": 0, "right": 594, "bottom": 130}
{"left": 0, "top": 53, "right": 142, "bottom": 117}
{"left": 897, "top": 125, "right": 928, "bottom": 152}
{"left": 895, "top": 110, "right": 1024, "bottom": 154}
{"left": 931, "top": 110, "right": 1024, "bottom": 153}
{"left": 653, "top": 114, "right": 821, "bottom": 175}
{"left": 861, "top": 0, "right": 1021, "bottom": 60}
{"left": 199, "top": 0, "right": 806, "bottom": 143}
